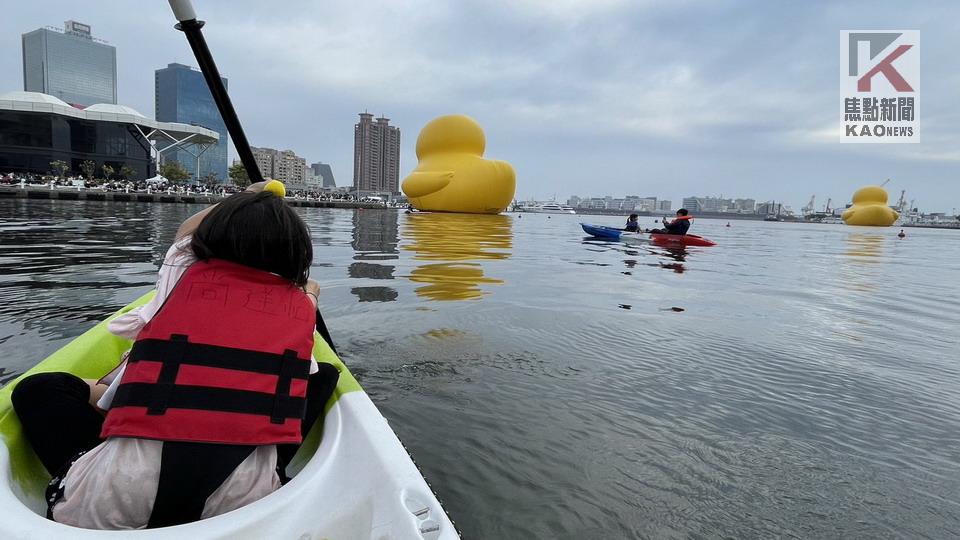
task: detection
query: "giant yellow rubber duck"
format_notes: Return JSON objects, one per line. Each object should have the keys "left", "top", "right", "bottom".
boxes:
{"left": 402, "top": 115, "right": 516, "bottom": 214}
{"left": 842, "top": 185, "right": 899, "bottom": 226}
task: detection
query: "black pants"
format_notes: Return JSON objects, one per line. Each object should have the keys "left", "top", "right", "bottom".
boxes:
{"left": 12, "top": 366, "right": 339, "bottom": 527}
{"left": 11, "top": 372, "right": 103, "bottom": 475}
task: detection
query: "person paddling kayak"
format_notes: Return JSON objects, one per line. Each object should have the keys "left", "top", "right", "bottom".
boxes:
{"left": 649, "top": 208, "right": 692, "bottom": 235}
{"left": 624, "top": 214, "right": 640, "bottom": 232}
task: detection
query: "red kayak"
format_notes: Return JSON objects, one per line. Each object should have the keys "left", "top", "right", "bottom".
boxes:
{"left": 650, "top": 233, "right": 717, "bottom": 247}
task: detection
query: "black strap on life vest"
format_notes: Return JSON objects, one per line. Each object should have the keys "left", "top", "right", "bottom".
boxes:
{"left": 147, "top": 441, "right": 255, "bottom": 528}
{"left": 146, "top": 310, "right": 342, "bottom": 526}
{"left": 116, "top": 334, "right": 311, "bottom": 419}
{"left": 111, "top": 383, "right": 307, "bottom": 420}
{"left": 129, "top": 337, "right": 313, "bottom": 379}
{"left": 147, "top": 334, "right": 188, "bottom": 415}
{"left": 147, "top": 363, "right": 341, "bottom": 527}
{"left": 271, "top": 350, "right": 300, "bottom": 424}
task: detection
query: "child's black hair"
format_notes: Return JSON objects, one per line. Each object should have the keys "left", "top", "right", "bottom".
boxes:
{"left": 191, "top": 191, "right": 312, "bottom": 286}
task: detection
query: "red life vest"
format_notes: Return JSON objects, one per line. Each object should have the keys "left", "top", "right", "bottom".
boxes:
{"left": 101, "top": 259, "right": 316, "bottom": 445}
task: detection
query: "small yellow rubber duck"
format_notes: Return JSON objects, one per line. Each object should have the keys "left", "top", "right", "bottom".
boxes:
{"left": 401, "top": 115, "right": 516, "bottom": 214}
{"left": 842, "top": 185, "right": 899, "bottom": 226}
{"left": 263, "top": 179, "right": 286, "bottom": 197}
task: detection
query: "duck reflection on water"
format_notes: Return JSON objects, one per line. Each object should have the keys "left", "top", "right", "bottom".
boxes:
{"left": 838, "top": 232, "right": 886, "bottom": 295}
{"left": 402, "top": 212, "right": 512, "bottom": 301}
{"left": 845, "top": 232, "right": 885, "bottom": 261}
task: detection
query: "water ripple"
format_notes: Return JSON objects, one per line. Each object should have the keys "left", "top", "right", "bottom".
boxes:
{"left": 2, "top": 205, "right": 960, "bottom": 538}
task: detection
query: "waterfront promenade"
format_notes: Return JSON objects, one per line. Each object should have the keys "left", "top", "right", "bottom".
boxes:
{"left": 0, "top": 185, "right": 386, "bottom": 209}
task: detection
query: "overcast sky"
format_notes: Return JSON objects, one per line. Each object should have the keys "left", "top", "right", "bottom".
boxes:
{"left": 2, "top": 1, "right": 958, "bottom": 212}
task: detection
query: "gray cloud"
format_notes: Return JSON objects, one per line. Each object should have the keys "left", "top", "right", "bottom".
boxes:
{"left": 1, "top": 0, "right": 957, "bottom": 211}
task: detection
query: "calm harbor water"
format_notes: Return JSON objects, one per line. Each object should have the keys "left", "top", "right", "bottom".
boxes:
{"left": 2, "top": 199, "right": 960, "bottom": 538}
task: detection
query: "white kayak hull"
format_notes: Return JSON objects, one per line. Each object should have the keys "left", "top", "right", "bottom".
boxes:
{"left": 0, "top": 391, "right": 456, "bottom": 539}
{"left": 0, "top": 293, "right": 458, "bottom": 539}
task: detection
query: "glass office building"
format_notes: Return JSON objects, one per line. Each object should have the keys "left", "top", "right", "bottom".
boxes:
{"left": 155, "top": 63, "right": 229, "bottom": 183}
{"left": 22, "top": 21, "right": 117, "bottom": 107}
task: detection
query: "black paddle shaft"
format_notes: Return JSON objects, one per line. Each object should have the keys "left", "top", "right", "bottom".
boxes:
{"left": 315, "top": 310, "right": 338, "bottom": 355}
{"left": 171, "top": 17, "right": 264, "bottom": 184}
{"left": 168, "top": 2, "right": 337, "bottom": 354}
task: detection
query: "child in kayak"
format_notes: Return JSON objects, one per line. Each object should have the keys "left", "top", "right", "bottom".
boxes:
{"left": 12, "top": 181, "right": 337, "bottom": 529}
{"left": 624, "top": 214, "right": 640, "bottom": 232}
{"left": 649, "top": 208, "right": 692, "bottom": 235}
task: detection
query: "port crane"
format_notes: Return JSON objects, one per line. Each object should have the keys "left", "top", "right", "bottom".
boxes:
{"left": 896, "top": 190, "right": 907, "bottom": 212}
{"left": 802, "top": 195, "right": 816, "bottom": 215}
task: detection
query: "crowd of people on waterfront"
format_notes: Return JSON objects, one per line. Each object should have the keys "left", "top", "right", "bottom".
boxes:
{"left": 285, "top": 189, "right": 373, "bottom": 203}
{"left": 1, "top": 172, "right": 399, "bottom": 205}
{"left": 2, "top": 173, "right": 232, "bottom": 195}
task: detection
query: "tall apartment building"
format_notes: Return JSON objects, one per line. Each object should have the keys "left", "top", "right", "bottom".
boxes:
{"left": 251, "top": 148, "right": 275, "bottom": 182}
{"left": 353, "top": 112, "right": 400, "bottom": 193}
{"left": 277, "top": 150, "right": 306, "bottom": 184}
{"left": 657, "top": 200, "right": 672, "bottom": 212}
{"left": 251, "top": 146, "right": 306, "bottom": 185}
{"left": 22, "top": 21, "right": 117, "bottom": 106}
{"left": 155, "top": 63, "right": 228, "bottom": 182}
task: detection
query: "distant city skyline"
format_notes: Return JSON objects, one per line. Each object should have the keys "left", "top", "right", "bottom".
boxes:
{"left": 561, "top": 192, "right": 868, "bottom": 215}
{"left": 530, "top": 184, "right": 922, "bottom": 216}
{"left": 3, "top": 2, "right": 960, "bottom": 212}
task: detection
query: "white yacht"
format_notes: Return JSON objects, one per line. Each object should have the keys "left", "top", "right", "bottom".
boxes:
{"left": 518, "top": 202, "right": 577, "bottom": 214}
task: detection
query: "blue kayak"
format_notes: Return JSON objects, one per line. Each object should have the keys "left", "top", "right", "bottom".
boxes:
{"left": 581, "top": 223, "right": 626, "bottom": 239}
{"left": 581, "top": 223, "right": 717, "bottom": 247}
